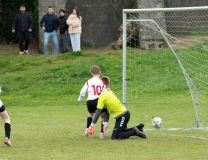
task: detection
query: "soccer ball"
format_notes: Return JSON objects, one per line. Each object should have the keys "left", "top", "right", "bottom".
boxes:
{"left": 152, "top": 117, "right": 162, "bottom": 128}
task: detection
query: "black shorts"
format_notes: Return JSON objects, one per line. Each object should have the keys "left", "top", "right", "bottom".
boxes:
{"left": 0, "top": 105, "right": 6, "bottom": 112}
{"left": 111, "top": 110, "right": 130, "bottom": 140}
{"left": 87, "top": 98, "right": 106, "bottom": 113}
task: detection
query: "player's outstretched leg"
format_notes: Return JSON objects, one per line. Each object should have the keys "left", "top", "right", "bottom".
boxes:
{"left": 4, "top": 120, "right": 12, "bottom": 146}
{"left": 4, "top": 136, "right": 12, "bottom": 146}
{"left": 133, "top": 127, "right": 146, "bottom": 139}
{"left": 85, "top": 113, "right": 93, "bottom": 136}
{"left": 118, "top": 126, "right": 146, "bottom": 139}
{"left": 84, "top": 117, "right": 92, "bottom": 136}
{"left": 0, "top": 102, "right": 12, "bottom": 146}
{"left": 137, "top": 123, "right": 144, "bottom": 132}
{"left": 1, "top": 115, "right": 12, "bottom": 146}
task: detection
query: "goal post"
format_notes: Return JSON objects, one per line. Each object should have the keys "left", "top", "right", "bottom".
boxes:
{"left": 122, "top": 6, "right": 208, "bottom": 129}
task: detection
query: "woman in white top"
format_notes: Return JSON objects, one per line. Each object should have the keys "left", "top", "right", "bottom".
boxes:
{"left": 66, "top": 8, "right": 82, "bottom": 52}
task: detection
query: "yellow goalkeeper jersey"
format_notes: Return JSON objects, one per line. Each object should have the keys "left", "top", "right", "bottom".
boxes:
{"left": 97, "top": 88, "right": 127, "bottom": 118}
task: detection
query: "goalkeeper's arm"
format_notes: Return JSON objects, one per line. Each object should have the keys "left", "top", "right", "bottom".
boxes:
{"left": 91, "top": 110, "right": 109, "bottom": 124}
{"left": 90, "top": 109, "right": 110, "bottom": 135}
{"left": 91, "top": 108, "right": 102, "bottom": 125}
{"left": 88, "top": 109, "right": 102, "bottom": 135}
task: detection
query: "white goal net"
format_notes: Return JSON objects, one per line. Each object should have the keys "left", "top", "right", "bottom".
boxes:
{"left": 122, "top": 7, "right": 208, "bottom": 129}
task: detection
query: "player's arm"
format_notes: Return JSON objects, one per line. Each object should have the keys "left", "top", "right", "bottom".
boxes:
{"left": 90, "top": 95, "right": 105, "bottom": 125}
{"left": 92, "top": 109, "right": 102, "bottom": 124}
{"left": 39, "top": 16, "right": 45, "bottom": 29}
{"left": 29, "top": 14, "right": 33, "bottom": 30}
{"left": 12, "top": 14, "right": 18, "bottom": 32}
{"left": 0, "top": 100, "right": 3, "bottom": 107}
{"left": 92, "top": 104, "right": 109, "bottom": 126}
{"left": 55, "top": 16, "right": 58, "bottom": 31}
{"left": 78, "top": 82, "right": 88, "bottom": 101}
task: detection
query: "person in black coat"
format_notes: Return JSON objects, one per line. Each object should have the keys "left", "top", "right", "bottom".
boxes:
{"left": 12, "top": 5, "right": 33, "bottom": 56}
{"left": 57, "top": 9, "right": 69, "bottom": 53}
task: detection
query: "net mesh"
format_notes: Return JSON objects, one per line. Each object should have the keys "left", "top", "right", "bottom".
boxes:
{"left": 125, "top": 9, "right": 208, "bottom": 129}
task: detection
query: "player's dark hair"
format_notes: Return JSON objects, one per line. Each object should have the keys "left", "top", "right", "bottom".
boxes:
{"left": 101, "top": 76, "right": 110, "bottom": 87}
{"left": 90, "top": 65, "right": 101, "bottom": 75}
{"left": 73, "top": 8, "right": 81, "bottom": 19}
{"left": 59, "top": 9, "right": 66, "bottom": 14}
{"left": 48, "top": 6, "right": 53, "bottom": 9}
{"left": 20, "top": 5, "right": 25, "bottom": 8}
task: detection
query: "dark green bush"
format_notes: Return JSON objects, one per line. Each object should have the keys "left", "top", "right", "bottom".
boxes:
{"left": 0, "top": 0, "right": 38, "bottom": 43}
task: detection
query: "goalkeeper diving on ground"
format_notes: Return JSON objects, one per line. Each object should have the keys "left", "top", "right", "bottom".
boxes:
{"left": 88, "top": 76, "right": 146, "bottom": 140}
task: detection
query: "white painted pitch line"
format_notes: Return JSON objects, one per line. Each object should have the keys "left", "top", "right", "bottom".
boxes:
{"left": 144, "top": 127, "right": 208, "bottom": 131}
{"left": 144, "top": 127, "right": 208, "bottom": 141}
{"left": 167, "top": 134, "right": 208, "bottom": 140}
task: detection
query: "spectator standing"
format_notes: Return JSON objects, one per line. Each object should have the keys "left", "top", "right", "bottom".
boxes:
{"left": 66, "top": 8, "right": 82, "bottom": 52}
{"left": 12, "top": 5, "right": 33, "bottom": 56}
{"left": 40, "top": 6, "right": 58, "bottom": 55}
{"left": 57, "top": 9, "right": 69, "bottom": 53}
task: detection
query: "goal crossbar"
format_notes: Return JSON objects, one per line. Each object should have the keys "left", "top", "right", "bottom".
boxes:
{"left": 123, "top": 6, "right": 208, "bottom": 13}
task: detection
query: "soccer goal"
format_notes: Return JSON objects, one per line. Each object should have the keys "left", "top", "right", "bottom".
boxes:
{"left": 122, "top": 6, "right": 208, "bottom": 129}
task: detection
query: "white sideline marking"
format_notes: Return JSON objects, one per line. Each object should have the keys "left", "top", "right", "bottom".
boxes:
{"left": 167, "top": 134, "right": 208, "bottom": 140}
{"left": 144, "top": 127, "right": 208, "bottom": 131}
{"left": 144, "top": 127, "right": 208, "bottom": 140}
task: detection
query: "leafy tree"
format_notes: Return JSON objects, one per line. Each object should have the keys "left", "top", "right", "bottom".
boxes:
{"left": 0, "top": 0, "right": 38, "bottom": 43}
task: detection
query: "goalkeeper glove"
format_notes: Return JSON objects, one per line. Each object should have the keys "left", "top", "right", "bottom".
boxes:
{"left": 88, "top": 126, "right": 94, "bottom": 135}
{"left": 88, "top": 123, "right": 95, "bottom": 135}
{"left": 78, "top": 96, "right": 84, "bottom": 102}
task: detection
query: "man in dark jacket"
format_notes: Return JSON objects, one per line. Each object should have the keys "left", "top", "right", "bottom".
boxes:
{"left": 57, "top": 9, "right": 68, "bottom": 53}
{"left": 40, "top": 6, "right": 58, "bottom": 55}
{"left": 12, "top": 5, "right": 33, "bottom": 56}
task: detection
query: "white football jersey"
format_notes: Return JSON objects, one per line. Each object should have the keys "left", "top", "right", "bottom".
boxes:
{"left": 79, "top": 77, "right": 105, "bottom": 100}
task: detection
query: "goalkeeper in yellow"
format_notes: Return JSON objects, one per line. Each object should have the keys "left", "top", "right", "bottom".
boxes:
{"left": 89, "top": 76, "right": 146, "bottom": 140}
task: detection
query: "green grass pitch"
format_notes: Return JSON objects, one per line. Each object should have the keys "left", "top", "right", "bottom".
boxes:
{"left": 0, "top": 45, "right": 208, "bottom": 159}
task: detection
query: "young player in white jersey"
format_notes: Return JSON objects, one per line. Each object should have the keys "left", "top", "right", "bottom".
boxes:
{"left": 78, "top": 65, "right": 107, "bottom": 138}
{"left": 0, "top": 88, "right": 12, "bottom": 146}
